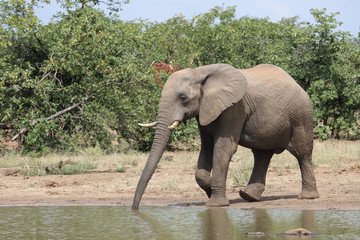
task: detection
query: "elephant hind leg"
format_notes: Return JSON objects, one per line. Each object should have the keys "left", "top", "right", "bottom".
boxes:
{"left": 240, "top": 149, "right": 273, "bottom": 202}
{"left": 291, "top": 152, "right": 319, "bottom": 199}
{"left": 287, "top": 130, "right": 319, "bottom": 199}
{"left": 290, "top": 150, "right": 319, "bottom": 199}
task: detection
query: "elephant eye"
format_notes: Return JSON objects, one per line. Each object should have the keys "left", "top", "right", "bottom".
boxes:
{"left": 180, "top": 94, "right": 187, "bottom": 102}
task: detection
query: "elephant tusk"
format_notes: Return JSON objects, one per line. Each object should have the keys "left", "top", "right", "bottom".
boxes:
{"left": 138, "top": 122, "right": 157, "bottom": 127}
{"left": 168, "top": 121, "right": 180, "bottom": 130}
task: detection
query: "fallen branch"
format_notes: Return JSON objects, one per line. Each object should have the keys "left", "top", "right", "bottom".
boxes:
{"left": 11, "top": 93, "right": 93, "bottom": 141}
{"left": 11, "top": 81, "right": 126, "bottom": 140}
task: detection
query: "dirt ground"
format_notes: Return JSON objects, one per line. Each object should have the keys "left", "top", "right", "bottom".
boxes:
{"left": 1, "top": 150, "right": 360, "bottom": 210}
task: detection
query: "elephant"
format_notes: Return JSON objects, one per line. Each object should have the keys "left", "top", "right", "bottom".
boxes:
{"left": 131, "top": 63, "right": 319, "bottom": 210}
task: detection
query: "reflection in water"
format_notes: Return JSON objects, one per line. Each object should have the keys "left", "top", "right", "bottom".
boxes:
{"left": 199, "top": 208, "right": 238, "bottom": 240}
{"left": 0, "top": 206, "right": 359, "bottom": 239}
{"left": 134, "top": 208, "right": 177, "bottom": 240}
{"left": 301, "top": 210, "right": 316, "bottom": 233}
{"left": 253, "top": 207, "right": 273, "bottom": 234}
{"left": 199, "top": 208, "right": 318, "bottom": 240}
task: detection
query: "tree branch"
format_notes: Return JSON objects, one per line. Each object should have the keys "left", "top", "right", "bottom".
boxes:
{"left": 38, "top": 71, "right": 51, "bottom": 84}
{"left": 11, "top": 92, "right": 94, "bottom": 141}
{"left": 11, "top": 81, "right": 127, "bottom": 140}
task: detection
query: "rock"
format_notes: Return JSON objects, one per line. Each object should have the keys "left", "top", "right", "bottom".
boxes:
{"left": 280, "top": 228, "right": 313, "bottom": 235}
{"left": 246, "top": 232, "right": 268, "bottom": 236}
{"left": 247, "top": 228, "right": 319, "bottom": 237}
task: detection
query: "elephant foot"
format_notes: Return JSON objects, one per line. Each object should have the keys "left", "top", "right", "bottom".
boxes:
{"left": 298, "top": 189, "right": 319, "bottom": 199}
{"left": 239, "top": 183, "right": 265, "bottom": 202}
{"left": 206, "top": 196, "right": 230, "bottom": 207}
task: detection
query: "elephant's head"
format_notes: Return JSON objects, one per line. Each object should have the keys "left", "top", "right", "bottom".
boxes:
{"left": 131, "top": 64, "right": 247, "bottom": 210}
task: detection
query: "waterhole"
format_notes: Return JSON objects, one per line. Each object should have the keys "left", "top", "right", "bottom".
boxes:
{"left": 0, "top": 206, "right": 359, "bottom": 239}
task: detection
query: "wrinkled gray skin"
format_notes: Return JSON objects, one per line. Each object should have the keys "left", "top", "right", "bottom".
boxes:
{"left": 132, "top": 64, "right": 319, "bottom": 210}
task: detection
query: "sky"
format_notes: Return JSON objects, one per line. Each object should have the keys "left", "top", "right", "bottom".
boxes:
{"left": 35, "top": 0, "right": 360, "bottom": 37}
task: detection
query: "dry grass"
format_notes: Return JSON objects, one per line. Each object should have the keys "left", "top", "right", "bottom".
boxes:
{"left": 0, "top": 140, "right": 358, "bottom": 178}
{"left": 232, "top": 140, "right": 360, "bottom": 170}
{"left": 0, "top": 140, "right": 359, "bottom": 209}
{"left": 312, "top": 140, "right": 360, "bottom": 169}
{"left": 228, "top": 140, "right": 360, "bottom": 187}
{"left": 0, "top": 147, "right": 148, "bottom": 175}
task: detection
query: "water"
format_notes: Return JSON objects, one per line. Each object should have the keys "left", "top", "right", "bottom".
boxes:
{"left": 0, "top": 206, "right": 359, "bottom": 239}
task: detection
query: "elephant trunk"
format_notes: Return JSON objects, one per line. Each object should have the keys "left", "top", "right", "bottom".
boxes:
{"left": 132, "top": 107, "right": 173, "bottom": 211}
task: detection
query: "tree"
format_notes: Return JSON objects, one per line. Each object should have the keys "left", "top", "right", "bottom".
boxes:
{"left": 0, "top": 0, "right": 137, "bottom": 154}
{"left": 305, "top": 9, "right": 360, "bottom": 139}
{"left": 1, "top": 4, "right": 359, "bottom": 155}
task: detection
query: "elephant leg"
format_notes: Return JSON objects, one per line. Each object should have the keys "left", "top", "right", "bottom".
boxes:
{"left": 287, "top": 146, "right": 319, "bottom": 199}
{"left": 297, "top": 158, "right": 319, "bottom": 199}
{"left": 292, "top": 153, "right": 319, "bottom": 199}
{"left": 206, "top": 137, "right": 238, "bottom": 207}
{"left": 195, "top": 132, "right": 213, "bottom": 198}
{"left": 287, "top": 127, "right": 319, "bottom": 199}
{"left": 195, "top": 152, "right": 213, "bottom": 198}
{"left": 240, "top": 149, "right": 273, "bottom": 202}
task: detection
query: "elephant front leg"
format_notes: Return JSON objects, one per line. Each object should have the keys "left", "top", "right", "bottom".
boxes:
{"left": 195, "top": 169, "right": 212, "bottom": 198}
{"left": 195, "top": 133, "right": 213, "bottom": 198}
{"left": 206, "top": 139, "right": 237, "bottom": 207}
{"left": 240, "top": 149, "right": 273, "bottom": 202}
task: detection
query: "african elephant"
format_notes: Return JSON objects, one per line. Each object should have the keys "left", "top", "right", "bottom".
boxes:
{"left": 131, "top": 64, "right": 319, "bottom": 210}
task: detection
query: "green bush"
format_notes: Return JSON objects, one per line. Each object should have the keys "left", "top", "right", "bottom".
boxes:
{"left": 1, "top": 2, "right": 359, "bottom": 155}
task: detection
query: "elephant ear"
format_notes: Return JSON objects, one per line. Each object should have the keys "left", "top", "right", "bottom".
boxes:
{"left": 196, "top": 64, "right": 247, "bottom": 126}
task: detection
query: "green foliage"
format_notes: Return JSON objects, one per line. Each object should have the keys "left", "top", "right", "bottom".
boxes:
{"left": 48, "top": 161, "right": 98, "bottom": 175}
{"left": 1, "top": 2, "right": 359, "bottom": 155}
{"left": 306, "top": 9, "right": 360, "bottom": 139}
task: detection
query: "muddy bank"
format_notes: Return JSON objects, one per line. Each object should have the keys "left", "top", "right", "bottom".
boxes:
{"left": 1, "top": 160, "right": 359, "bottom": 210}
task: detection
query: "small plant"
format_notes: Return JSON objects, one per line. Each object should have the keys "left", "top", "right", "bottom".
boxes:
{"left": 46, "top": 162, "right": 98, "bottom": 175}
{"left": 21, "top": 166, "right": 47, "bottom": 177}
{"left": 19, "top": 159, "right": 98, "bottom": 176}
{"left": 115, "top": 166, "right": 126, "bottom": 173}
